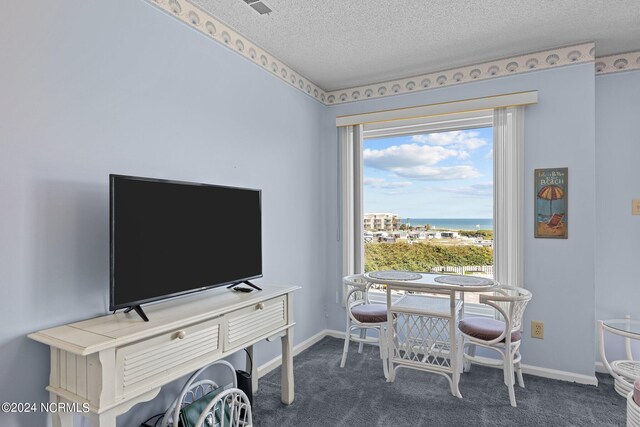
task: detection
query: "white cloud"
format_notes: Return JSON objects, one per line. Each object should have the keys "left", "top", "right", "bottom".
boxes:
{"left": 391, "top": 165, "right": 482, "bottom": 181}
{"left": 364, "top": 177, "right": 412, "bottom": 189}
{"left": 363, "top": 132, "right": 489, "bottom": 182}
{"left": 438, "top": 182, "right": 493, "bottom": 197}
{"left": 484, "top": 148, "right": 493, "bottom": 159}
{"left": 363, "top": 143, "right": 463, "bottom": 170}
{"left": 382, "top": 189, "right": 424, "bottom": 196}
{"left": 412, "top": 130, "right": 488, "bottom": 151}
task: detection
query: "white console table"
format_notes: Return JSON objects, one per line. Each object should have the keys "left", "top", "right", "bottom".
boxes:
{"left": 29, "top": 284, "right": 299, "bottom": 427}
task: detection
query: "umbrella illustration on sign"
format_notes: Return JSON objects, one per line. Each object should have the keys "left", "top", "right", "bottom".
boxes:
{"left": 537, "top": 185, "right": 565, "bottom": 217}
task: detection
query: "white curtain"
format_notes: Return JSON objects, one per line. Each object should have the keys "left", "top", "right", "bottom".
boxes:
{"left": 493, "top": 107, "right": 525, "bottom": 288}
{"left": 338, "top": 125, "right": 364, "bottom": 279}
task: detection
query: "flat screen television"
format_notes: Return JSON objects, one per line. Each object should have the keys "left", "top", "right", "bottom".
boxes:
{"left": 110, "top": 174, "right": 262, "bottom": 321}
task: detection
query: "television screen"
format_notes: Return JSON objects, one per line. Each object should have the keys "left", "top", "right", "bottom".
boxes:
{"left": 110, "top": 175, "right": 262, "bottom": 311}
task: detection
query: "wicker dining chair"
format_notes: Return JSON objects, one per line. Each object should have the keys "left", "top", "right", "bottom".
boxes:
{"left": 458, "top": 285, "right": 532, "bottom": 407}
{"left": 340, "top": 274, "right": 389, "bottom": 378}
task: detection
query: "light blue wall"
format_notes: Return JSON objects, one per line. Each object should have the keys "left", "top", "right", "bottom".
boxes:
{"left": 0, "top": 1, "right": 325, "bottom": 425}
{"left": 2, "top": 0, "right": 631, "bottom": 423}
{"left": 322, "top": 64, "right": 597, "bottom": 378}
{"left": 595, "top": 70, "right": 640, "bottom": 361}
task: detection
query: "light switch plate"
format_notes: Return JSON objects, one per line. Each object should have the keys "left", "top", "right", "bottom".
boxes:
{"left": 633, "top": 199, "right": 640, "bottom": 216}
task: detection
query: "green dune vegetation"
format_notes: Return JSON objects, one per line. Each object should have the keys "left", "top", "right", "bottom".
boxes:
{"left": 364, "top": 242, "right": 493, "bottom": 272}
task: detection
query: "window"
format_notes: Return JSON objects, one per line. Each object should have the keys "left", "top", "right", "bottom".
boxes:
{"left": 362, "top": 115, "right": 494, "bottom": 308}
{"left": 337, "top": 92, "right": 532, "bottom": 314}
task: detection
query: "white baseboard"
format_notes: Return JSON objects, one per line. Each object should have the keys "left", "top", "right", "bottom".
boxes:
{"left": 324, "top": 329, "right": 346, "bottom": 339}
{"left": 595, "top": 361, "right": 608, "bottom": 374}
{"left": 520, "top": 363, "right": 598, "bottom": 386}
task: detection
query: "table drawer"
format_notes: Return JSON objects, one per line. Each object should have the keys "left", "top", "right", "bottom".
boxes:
{"left": 116, "top": 317, "right": 222, "bottom": 396}
{"left": 225, "top": 295, "right": 287, "bottom": 350}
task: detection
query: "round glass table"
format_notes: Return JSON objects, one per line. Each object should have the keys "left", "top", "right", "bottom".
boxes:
{"left": 364, "top": 271, "right": 497, "bottom": 399}
{"left": 604, "top": 319, "right": 640, "bottom": 337}
{"left": 598, "top": 316, "right": 640, "bottom": 397}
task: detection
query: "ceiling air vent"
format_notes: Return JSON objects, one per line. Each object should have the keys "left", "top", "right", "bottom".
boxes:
{"left": 243, "top": 0, "right": 272, "bottom": 15}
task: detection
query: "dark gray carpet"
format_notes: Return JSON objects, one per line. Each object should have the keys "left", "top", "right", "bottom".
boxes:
{"left": 253, "top": 337, "right": 624, "bottom": 426}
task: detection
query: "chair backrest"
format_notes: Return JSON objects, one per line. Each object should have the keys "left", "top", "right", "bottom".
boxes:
{"left": 342, "top": 274, "right": 371, "bottom": 305}
{"left": 195, "top": 388, "right": 253, "bottom": 427}
{"left": 162, "top": 360, "right": 238, "bottom": 427}
{"left": 480, "top": 285, "right": 532, "bottom": 335}
{"left": 342, "top": 274, "right": 368, "bottom": 289}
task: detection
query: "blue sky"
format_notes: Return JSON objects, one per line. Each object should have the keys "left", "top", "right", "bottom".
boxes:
{"left": 364, "top": 127, "right": 493, "bottom": 219}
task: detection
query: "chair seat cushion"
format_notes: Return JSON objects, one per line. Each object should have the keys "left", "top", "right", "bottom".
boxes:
{"left": 634, "top": 378, "right": 640, "bottom": 405}
{"left": 351, "top": 304, "right": 387, "bottom": 323}
{"left": 458, "top": 317, "right": 521, "bottom": 342}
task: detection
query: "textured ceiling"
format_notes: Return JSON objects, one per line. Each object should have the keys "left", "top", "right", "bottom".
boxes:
{"left": 190, "top": 0, "right": 640, "bottom": 91}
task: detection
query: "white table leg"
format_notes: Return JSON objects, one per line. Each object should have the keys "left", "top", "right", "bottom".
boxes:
{"left": 246, "top": 345, "right": 258, "bottom": 393}
{"left": 89, "top": 409, "right": 116, "bottom": 427}
{"left": 387, "top": 319, "right": 397, "bottom": 383}
{"left": 386, "top": 287, "right": 396, "bottom": 383}
{"left": 598, "top": 320, "right": 614, "bottom": 376}
{"left": 49, "top": 393, "right": 74, "bottom": 427}
{"left": 281, "top": 327, "right": 294, "bottom": 404}
{"left": 450, "top": 290, "right": 462, "bottom": 398}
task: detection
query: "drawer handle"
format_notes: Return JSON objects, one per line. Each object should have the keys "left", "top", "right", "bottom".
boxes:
{"left": 256, "top": 303, "right": 265, "bottom": 311}
{"left": 175, "top": 330, "right": 187, "bottom": 340}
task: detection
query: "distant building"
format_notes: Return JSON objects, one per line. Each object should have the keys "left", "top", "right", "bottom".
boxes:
{"left": 439, "top": 231, "right": 459, "bottom": 239}
{"left": 364, "top": 213, "right": 399, "bottom": 231}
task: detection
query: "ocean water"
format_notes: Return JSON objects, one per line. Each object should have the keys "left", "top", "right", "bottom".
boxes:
{"left": 399, "top": 218, "right": 493, "bottom": 231}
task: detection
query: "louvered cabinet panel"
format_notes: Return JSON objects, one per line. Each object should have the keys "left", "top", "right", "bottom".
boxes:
{"left": 115, "top": 317, "right": 221, "bottom": 397}
{"left": 49, "top": 348, "right": 99, "bottom": 401}
{"left": 225, "top": 295, "right": 287, "bottom": 350}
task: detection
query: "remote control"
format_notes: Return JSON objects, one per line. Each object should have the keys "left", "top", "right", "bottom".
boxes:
{"left": 234, "top": 287, "right": 253, "bottom": 293}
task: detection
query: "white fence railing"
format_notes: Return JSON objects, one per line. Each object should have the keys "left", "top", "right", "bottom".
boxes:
{"left": 429, "top": 265, "right": 494, "bottom": 275}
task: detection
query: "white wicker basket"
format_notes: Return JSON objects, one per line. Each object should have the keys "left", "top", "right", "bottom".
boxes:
{"left": 627, "top": 390, "right": 640, "bottom": 427}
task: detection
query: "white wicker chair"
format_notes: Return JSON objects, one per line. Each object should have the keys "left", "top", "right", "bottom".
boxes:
{"left": 340, "top": 274, "right": 388, "bottom": 378}
{"left": 458, "top": 285, "right": 532, "bottom": 407}
{"left": 161, "top": 360, "right": 237, "bottom": 427}
{"left": 195, "top": 388, "right": 253, "bottom": 427}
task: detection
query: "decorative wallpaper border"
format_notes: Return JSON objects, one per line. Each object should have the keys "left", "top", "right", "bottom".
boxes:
{"left": 145, "top": 0, "right": 327, "bottom": 102}
{"left": 143, "top": 2, "right": 636, "bottom": 105}
{"left": 325, "top": 43, "right": 595, "bottom": 104}
{"left": 595, "top": 51, "right": 640, "bottom": 75}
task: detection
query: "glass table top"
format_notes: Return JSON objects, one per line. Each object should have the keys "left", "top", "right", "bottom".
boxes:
{"left": 603, "top": 319, "right": 640, "bottom": 336}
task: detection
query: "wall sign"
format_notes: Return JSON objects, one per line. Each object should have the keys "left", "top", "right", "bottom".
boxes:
{"left": 535, "top": 168, "right": 568, "bottom": 239}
